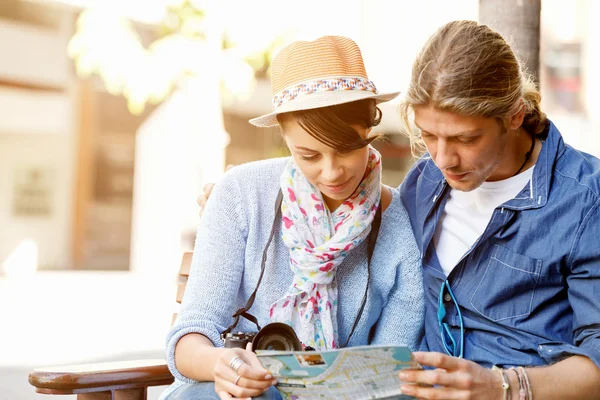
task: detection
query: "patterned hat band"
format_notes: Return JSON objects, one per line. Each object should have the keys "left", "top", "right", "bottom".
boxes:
{"left": 271, "top": 76, "right": 378, "bottom": 109}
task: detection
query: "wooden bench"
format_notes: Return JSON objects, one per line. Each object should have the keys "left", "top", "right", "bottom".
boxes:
{"left": 28, "top": 252, "right": 193, "bottom": 399}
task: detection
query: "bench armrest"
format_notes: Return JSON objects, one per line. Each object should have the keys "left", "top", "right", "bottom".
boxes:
{"left": 29, "top": 359, "right": 174, "bottom": 395}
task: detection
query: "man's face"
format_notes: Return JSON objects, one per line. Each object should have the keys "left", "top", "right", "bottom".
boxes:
{"left": 413, "top": 106, "right": 512, "bottom": 192}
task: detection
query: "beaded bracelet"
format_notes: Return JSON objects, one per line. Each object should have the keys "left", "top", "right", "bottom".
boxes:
{"left": 510, "top": 367, "right": 533, "bottom": 400}
{"left": 518, "top": 367, "right": 533, "bottom": 400}
{"left": 511, "top": 367, "right": 527, "bottom": 400}
{"left": 492, "top": 366, "right": 511, "bottom": 400}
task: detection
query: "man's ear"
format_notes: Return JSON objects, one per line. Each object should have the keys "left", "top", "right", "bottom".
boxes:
{"left": 508, "top": 101, "right": 526, "bottom": 131}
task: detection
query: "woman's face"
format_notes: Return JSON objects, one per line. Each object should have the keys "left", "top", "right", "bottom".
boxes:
{"left": 279, "top": 116, "right": 371, "bottom": 211}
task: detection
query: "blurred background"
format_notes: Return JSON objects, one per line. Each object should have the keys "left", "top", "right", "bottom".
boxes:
{"left": 0, "top": 0, "right": 598, "bottom": 398}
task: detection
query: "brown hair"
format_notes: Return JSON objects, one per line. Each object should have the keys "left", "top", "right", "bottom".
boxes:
{"left": 399, "top": 20, "right": 547, "bottom": 153}
{"left": 277, "top": 99, "right": 382, "bottom": 152}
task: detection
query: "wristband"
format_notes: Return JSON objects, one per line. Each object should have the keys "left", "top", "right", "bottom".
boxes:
{"left": 517, "top": 367, "right": 533, "bottom": 400}
{"left": 510, "top": 367, "right": 527, "bottom": 400}
{"left": 492, "top": 365, "right": 511, "bottom": 400}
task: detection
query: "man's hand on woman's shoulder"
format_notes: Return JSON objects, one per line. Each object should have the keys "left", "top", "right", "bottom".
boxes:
{"left": 197, "top": 165, "right": 235, "bottom": 217}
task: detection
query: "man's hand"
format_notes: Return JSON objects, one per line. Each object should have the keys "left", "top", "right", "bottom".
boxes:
{"left": 197, "top": 165, "right": 235, "bottom": 217}
{"left": 197, "top": 183, "right": 215, "bottom": 217}
{"left": 398, "top": 352, "right": 503, "bottom": 400}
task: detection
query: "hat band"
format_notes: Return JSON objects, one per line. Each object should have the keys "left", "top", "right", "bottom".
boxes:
{"left": 272, "top": 76, "right": 377, "bottom": 109}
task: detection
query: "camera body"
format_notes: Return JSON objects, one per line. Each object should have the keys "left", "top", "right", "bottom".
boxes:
{"left": 223, "top": 322, "right": 303, "bottom": 352}
{"left": 223, "top": 331, "right": 257, "bottom": 349}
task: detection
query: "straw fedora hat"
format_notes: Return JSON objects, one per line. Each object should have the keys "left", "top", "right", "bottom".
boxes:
{"left": 249, "top": 36, "right": 400, "bottom": 127}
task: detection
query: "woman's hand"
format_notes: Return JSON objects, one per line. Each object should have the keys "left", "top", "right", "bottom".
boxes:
{"left": 213, "top": 344, "right": 277, "bottom": 400}
{"left": 398, "top": 352, "right": 503, "bottom": 400}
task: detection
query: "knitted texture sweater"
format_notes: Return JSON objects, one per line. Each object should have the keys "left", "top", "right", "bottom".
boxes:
{"left": 161, "top": 158, "right": 424, "bottom": 398}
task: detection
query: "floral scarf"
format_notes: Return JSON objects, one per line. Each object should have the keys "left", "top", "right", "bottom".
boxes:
{"left": 270, "top": 146, "right": 382, "bottom": 350}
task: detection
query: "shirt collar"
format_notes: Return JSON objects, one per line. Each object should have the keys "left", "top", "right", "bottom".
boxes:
{"left": 503, "top": 120, "right": 561, "bottom": 210}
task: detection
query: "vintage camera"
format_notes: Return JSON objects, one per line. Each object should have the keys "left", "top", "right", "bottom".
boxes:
{"left": 223, "top": 322, "right": 303, "bottom": 352}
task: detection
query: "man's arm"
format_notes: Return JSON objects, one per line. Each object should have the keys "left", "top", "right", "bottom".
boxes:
{"left": 526, "top": 356, "right": 600, "bottom": 399}
{"left": 399, "top": 352, "right": 600, "bottom": 400}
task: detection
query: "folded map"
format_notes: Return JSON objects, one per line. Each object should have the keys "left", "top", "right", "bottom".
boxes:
{"left": 256, "top": 345, "right": 421, "bottom": 400}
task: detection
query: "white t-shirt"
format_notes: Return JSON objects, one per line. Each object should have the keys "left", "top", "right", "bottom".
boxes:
{"left": 433, "top": 167, "right": 534, "bottom": 276}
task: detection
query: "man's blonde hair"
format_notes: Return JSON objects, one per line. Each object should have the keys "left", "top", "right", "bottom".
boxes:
{"left": 399, "top": 20, "right": 547, "bottom": 153}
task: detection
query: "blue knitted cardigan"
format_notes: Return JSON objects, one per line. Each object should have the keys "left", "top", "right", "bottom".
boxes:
{"left": 161, "top": 158, "right": 424, "bottom": 398}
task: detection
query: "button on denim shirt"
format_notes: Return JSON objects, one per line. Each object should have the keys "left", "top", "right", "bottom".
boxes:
{"left": 400, "top": 121, "right": 600, "bottom": 368}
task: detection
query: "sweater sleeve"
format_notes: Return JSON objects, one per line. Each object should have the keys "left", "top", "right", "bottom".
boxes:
{"left": 165, "top": 169, "right": 249, "bottom": 383}
{"left": 370, "top": 231, "right": 425, "bottom": 351}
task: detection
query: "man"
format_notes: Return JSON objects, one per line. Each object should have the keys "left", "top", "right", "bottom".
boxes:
{"left": 199, "top": 20, "right": 600, "bottom": 399}
{"left": 394, "top": 20, "right": 600, "bottom": 399}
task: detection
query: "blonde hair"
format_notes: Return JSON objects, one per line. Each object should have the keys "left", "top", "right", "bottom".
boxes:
{"left": 399, "top": 20, "right": 547, "bottom": 153}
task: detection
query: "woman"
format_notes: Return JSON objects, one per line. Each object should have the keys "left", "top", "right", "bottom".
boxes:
{"left": 161, "top": 36, "right": 424, "bottom": 400}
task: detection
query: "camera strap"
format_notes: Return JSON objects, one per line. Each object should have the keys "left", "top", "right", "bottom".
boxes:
{"left": 221, "top": 190, "right": 283, "bottom": 339}
{"left": 221, "top": 189, "right": 382, "bottom": 346}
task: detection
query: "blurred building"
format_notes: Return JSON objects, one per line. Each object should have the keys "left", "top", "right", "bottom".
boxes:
{"left": 1, "top": 1, "right": 599, "bottom": 399}
{"left": 540, "top": 0, "right": 600, "bottom": 154}
{"left": 0, "top": 0, "right": 597, "bottom": 275}
{"left": 0, "top": 0, "right": 417, "bottom": 275}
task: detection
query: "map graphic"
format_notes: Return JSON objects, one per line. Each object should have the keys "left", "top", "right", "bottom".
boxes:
{"left": 256, "top": 345, "right": 420, "bottom": 400}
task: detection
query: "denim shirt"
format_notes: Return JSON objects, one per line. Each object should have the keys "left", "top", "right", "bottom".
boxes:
{"left": 400, "top": 121, "right": 600, "bottom": 368}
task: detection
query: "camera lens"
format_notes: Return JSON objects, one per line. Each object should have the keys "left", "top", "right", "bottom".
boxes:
{"left": 252, "top": 323, "right": 302, "bottom": 352}
{"left": 256, "top": 333, "right": 293, "bottom": 351}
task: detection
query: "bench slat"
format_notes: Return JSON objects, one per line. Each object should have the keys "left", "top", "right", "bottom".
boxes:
{"left": 179, "top": 252, "right": 193, "bottom": 277}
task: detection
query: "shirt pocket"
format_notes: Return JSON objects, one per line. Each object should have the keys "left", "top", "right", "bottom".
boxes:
{"left": 469, "top": 244, "right": 542, "bottom": 322}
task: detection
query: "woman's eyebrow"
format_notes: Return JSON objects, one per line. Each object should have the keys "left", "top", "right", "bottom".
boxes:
{"left": 294, "top": 145, "right": 318, "bottom": 152}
